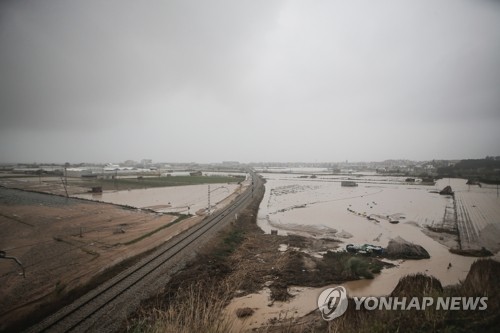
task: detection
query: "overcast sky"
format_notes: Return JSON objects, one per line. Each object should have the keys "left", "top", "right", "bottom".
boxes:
{"left": 1, "top": 0, "right": 499, "bottom": 164}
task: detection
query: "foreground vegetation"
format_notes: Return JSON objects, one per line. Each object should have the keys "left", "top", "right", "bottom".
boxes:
{"left": 128, "top": 282, "right": 235, "bottom": 333}
{"left": 129, "top": 255, "right": 500, "bottom": 333}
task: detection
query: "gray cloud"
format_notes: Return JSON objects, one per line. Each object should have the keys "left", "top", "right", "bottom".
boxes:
{"left": 1, "top": 0, "right": 499, "bottom": 163}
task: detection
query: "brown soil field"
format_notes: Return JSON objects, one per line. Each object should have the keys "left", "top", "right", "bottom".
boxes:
{"left": 0, "top": 176, "right": 92, "bottom": 197}
{"left": 0, "top": 187, "right": 205, "bottom": 331}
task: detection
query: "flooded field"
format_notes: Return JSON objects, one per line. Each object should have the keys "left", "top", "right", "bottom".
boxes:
{"left": 257, "top": 173, "right": 500, "bottom": 256}
{"left": 75, "top": 183, "right": 241, "bottom": 214}
{"left": 227, "top": 171, "right": 500, "bottom": 331}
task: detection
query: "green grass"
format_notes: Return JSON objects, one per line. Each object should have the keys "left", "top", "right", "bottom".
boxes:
{"left": 214, "top": 229, "right": 245, "bottom": 259}
{"left": 346, "top": 257, "right": 374, "bottom": 279}
{"left": 68, "top": 175, "right": 244, "bottom": 191}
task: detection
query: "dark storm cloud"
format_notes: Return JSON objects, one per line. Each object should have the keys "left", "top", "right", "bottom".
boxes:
{"left": 1, "top": 0, "right": 499, "bottom": 163}
{"left": 0, "top": 0, "right": 282, "bottom": 130}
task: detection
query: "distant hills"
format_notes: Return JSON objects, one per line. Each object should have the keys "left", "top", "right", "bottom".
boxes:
{"left": 437, "top": 157, "right": 500, "bottom": 183}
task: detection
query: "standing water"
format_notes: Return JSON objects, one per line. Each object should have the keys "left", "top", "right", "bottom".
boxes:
{"left": 227, "top": 171, "right": 500, "bottom": 331}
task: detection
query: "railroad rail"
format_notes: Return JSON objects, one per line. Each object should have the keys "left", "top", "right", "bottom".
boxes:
{"left": 24, "top": 172, "right": 260, "bottom": 333}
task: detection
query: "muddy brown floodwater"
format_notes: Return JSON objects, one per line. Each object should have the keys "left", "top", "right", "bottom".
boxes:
{"left": 227, "top": 172, "right": 500, "bottom": 332}
{"left": 75, "top": 183, "right": 240, "bottom": 214}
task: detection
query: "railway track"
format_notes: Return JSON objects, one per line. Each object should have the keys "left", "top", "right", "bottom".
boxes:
{"left": 24, "top": 172, "right": 260, "bottom": 333}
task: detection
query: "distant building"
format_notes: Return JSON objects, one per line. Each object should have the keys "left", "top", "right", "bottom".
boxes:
{"left": 13, "top": 168, "right": 42, "bottom": 174}
{"left": 103, "top": 164, "right": 120, "bottom": 172}
{"left": 65, "top": 168, "right": 92, "bottom": 178}
{"left": 421, "top": 177, "right": 436, "bottom": 185}
{"left": 190, "top": 171, "right": 202, "bottom": 176}
{"left": 141, "top": 159, "right": 152, "bottom": 168}
{"left": 123, "top": 160, "right": 137, "bottom": 167}
{"left": 222, "top": 161, "right": 240, "bottom": 167}
{"left": 341, "top": 181, "right": 358, "bottom": 187}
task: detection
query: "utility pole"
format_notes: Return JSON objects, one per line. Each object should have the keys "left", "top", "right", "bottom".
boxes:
{"left": 207, "top": 185, "right": 228, "bottom": 215}
{"left": 207, "top": 184, "right": 211, "bottom": 215}
{"left": 62, "top": 162, "right": 70, "bottom": 197}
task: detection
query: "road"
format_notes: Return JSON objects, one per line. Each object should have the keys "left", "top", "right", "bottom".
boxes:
{"left": 24, "top": 171, "right": 262, "bottom": 333}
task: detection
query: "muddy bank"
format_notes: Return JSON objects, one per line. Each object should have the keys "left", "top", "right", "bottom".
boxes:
{"left": 421, "top": 227, "right": 460, "bottom": 249}
{"left": 384, "top": 237, "right": 430, "bottom": 259}
{"left": 266, "top": 216, "right": 338, "bottom": 238}
{"left": 449, "top": 247, "right": 493, "bottom": 257}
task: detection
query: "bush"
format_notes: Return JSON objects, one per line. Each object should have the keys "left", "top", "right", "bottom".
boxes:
{"left": 346, "top": 257, "right": 374, "bottom": 279}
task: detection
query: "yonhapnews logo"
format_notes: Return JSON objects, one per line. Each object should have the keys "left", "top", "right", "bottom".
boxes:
{"left": 317, "top": 286, "right": 349, "bottom": 320}
{"left": 318, "top": 286, "right": 488, "bottom": 321}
